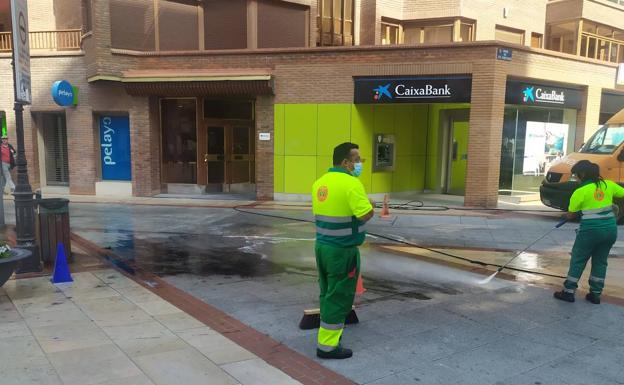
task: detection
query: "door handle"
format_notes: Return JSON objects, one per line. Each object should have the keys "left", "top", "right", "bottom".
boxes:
{"left": 452, "top": 141, "right": 458, "bottom": 161}
{"left": 204, "top": 154, "right": 208, "bottom": 163}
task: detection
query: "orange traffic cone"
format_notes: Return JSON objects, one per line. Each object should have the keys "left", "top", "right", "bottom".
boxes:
{"left": 380, "top": 194, "right": 390, "bottom": 219}
{"left": 356, "top": 273, "right": 366, "bottom": 295}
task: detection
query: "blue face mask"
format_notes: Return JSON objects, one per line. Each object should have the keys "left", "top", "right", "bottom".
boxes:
{"left": 352, "top": 162, "right": 363, "bottom": 177}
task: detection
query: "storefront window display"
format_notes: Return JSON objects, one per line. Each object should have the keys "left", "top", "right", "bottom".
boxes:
{"left": 499, "top": 107, "right": 577, "bottom": 195}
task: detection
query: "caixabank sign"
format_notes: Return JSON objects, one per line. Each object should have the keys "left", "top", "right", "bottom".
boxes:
{"left": 354, "top": 76, "right": 472, "bottom": 104}
{"left": 505, "top": 80, "right": 582, "bottom": 109}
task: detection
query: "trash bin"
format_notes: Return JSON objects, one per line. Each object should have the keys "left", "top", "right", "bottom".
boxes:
{"left": 36, "top": 198, "right": 72, "bottom": 264}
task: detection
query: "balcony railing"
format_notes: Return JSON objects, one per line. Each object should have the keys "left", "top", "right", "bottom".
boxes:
{"left": 580, "top": 31, "right": 624, "bottom": 63}
{"left": 0, "top": 30, "right": 82, "bottom": 53}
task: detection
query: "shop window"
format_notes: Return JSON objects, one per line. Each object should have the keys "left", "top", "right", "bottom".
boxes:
{"left": 531, "top": 33, "right": 542, "bottom": 48}
{"left": 257, "top": 0, "right": 309, "bottom": 48}
{"left": 161, "top": 99, "right": 197, "bottom": 184}
{"left": 159, "top": 0, "right": 199, "bottom": 51}
{"left": 495, "top": 25, "right": 524, "bottom": 45}
{"left": 499, "top": 107, "right": 577, "bottom": 196}
{"left": 41, "top": 114, "right": 70, "bottom": 186}
{"left": 204, "top": 0, "right": 247, "bottom": 50}
{"left": 381, "top": 23, "right": 400, "bottom": 45}
{"left": 317, "top": 0, "right": 354, "bottom": 46}
{"left": 110, "top": 0, "right": 156, "bottom": 51}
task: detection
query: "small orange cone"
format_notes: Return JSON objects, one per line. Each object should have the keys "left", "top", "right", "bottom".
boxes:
{"left": 380, "top": 194, "right": 390, "bottom": 219}
{"left": 356, "top": 273, "right": 366, "bottom": 295}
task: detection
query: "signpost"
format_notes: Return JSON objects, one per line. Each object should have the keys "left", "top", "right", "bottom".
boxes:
{"left": 10, "top": 0, "right": 40, "bottom": 273}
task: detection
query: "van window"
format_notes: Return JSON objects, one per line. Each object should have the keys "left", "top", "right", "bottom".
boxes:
{"left": 580, "top": 125, "right": 624, "bottom": 154}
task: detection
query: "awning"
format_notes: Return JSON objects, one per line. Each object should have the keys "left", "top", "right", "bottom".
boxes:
{"left": 88, "top": 69, "right": 274, "bottom": 97}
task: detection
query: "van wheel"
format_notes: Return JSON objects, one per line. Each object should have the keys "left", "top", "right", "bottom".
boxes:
{"left": 614, "top": 201, "right": 624, "bottom": 225}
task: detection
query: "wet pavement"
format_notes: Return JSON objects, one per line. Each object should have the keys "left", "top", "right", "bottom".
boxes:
{"left": 5, "top": 200, "right": 624, "bottom": 384}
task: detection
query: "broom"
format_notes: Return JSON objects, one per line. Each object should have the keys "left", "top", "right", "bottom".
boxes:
{"left": 299, "top": 274, "right": 365, "bottom": 330}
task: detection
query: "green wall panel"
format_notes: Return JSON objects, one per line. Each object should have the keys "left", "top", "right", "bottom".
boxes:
{"left": 413, "top": 105, "right": 429, "bottom": 156}
{"left": 393, "top": 156, "right": 413, "bottom": 192}
{"left": 284, "top": 105, "right": 318, "bottom": 156}
{"left": 318, "top": 104, "right": 351, "bottom": 156}
{"left": 351, "top": 105, "right": 374, "bottom": 156}
{"left": 284, "top": 155, "right": 316, "bottom": 194}
{"left": 372, "top": 171, "right": 393, "bottom": 193}
{"left": 274, "top": 156, "right": 285, "bottom": 193}
{"left": 274, "top": 104, "right": 285, "bottom": 156}
{"left": 395, "top": 105, "right": 414, "bottom": 157}
{"left": 412, "top": 155, "right": 427, "bottom": 190}
{"left": 316, "top": 156, "right": 333, "bottom": 179}
{"left": 374, "top": 105, "right": 395, "bottom": 134}
{"left": 359, "top": 161, "right": 373, "bottom": 193}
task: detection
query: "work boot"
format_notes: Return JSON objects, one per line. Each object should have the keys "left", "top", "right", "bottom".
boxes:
{"left": 585, "top": 292, "right": 601, "bottom": 305}
{"left": 316, "top": 346, "right": 353, "bottom": 359}
{"left": 553, "top": 290, "right": 575, "bottom": 303}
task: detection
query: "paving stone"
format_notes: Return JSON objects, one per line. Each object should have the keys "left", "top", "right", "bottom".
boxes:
{"left": 222, "top": 358, "right": 302, "bottom": 385}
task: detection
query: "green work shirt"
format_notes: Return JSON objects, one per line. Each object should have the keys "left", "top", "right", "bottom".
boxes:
{"left": 312, "top": 167, "right": 373, "bottom": 247}
{"left": 569, "top": 179, "right": 624, "bottom": 230}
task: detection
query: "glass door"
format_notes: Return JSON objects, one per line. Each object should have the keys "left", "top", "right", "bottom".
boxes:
{"left": 205, "top": 125, "right": 254, "bottom": 193}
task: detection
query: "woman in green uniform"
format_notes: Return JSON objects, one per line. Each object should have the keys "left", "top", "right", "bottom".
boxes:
{"left": 554, "top": 160, "right": 624, "bottom": 304}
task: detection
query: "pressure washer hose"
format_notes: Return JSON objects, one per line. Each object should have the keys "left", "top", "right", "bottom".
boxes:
{"left": 232, "top": 205, "right": 567, "bottom": 280}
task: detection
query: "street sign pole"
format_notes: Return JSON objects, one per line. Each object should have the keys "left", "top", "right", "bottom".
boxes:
{"left": 10, "top": 0, "right": 40, "bottom": 273}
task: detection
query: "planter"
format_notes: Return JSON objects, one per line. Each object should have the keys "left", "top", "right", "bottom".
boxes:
{"left": 0, "top": 248, "right": 32, "bottom": 287}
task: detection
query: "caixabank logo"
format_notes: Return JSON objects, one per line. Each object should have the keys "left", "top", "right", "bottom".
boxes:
{"left": 354, "top": 76, "right": 472, "bottom": 104}
{"left": 522, "top": 86, "right": 565, "bottom": 105}
{"left": 373, "top": 84, "right": 393, "bottom": 101}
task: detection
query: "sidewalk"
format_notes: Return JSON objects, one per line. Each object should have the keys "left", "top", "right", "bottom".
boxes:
{"left": 1, "top": 270, "right": 303, "bottom": 385}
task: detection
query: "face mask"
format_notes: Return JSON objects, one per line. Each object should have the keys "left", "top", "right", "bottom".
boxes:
{"left": 352, "top": 162, "right": 363, "bottom": 177}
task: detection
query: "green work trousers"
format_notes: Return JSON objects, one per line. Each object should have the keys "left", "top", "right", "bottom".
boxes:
{"left": 564, "top": 227, "right": 617, "bottom": 296}
{"left": 315, "top": 243, "right": 360, "bottom": 352}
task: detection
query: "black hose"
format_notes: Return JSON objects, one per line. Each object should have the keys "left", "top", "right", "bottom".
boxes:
{"left": 232, "top": 205, "right": 567, "bottom": 279}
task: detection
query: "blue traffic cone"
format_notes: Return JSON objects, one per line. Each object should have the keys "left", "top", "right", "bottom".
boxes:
{"left": 51, "top": 243, "right": 73, "bottom": 284}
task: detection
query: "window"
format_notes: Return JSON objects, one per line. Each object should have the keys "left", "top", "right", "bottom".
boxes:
{"left": 399, "top": 19, "right": 474, "bottom": 45}
{"left": 161, "top": 99, "right": 197, "bottom": 184}
{"left": 257, "top": 0, "right": 309, "bottom": 48}
{"left": 110, "top": 0, "right": 156, "bottom": 51}
{"left": 204, "top": 0, "right": 247, "bottom": 50}
{"left": 381, "top": 23, "right": 400, "bottom": 45}
{"left": 495, "top": 25, "right": 524, "bottom": 45}
{"left": 82, "top": 0, "right": 93, "bottom": 33}
{"left": 579, "top": 20, "right": 624, "bottom": 62}
{"left": 531, "top": 33, "right": 542, "bottom": 48}
{"left": 459, "top": 22, "right": 474, "bottom": 42}
{"left": 159, "top": 0, "right": 199, "bottom": 51}
{"left": 317, "top": 0, "right": 354, "bottom": 46}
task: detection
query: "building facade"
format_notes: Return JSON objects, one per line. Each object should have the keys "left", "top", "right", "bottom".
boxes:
{"left": 0, "top": 0, "right": 623, "bottom": 207}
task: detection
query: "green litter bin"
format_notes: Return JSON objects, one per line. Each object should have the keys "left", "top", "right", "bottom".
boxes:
{"left": 37, "top": 198, "right": 72, "bottom": 264}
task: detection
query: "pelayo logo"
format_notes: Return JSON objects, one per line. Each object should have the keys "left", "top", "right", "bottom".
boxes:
{"left": 51, "top": 80, "right": 77, "bottom": 106}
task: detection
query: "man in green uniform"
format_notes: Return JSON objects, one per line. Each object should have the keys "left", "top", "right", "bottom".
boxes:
{"left": 312, "top": 142, "right": 374, "bottom": 359}
{"left": 554, "top": 160, "right": 624, "bottom": 304}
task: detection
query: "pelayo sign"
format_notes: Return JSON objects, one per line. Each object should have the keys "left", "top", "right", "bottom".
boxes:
{"left": 354, "top": 76, "right": 472, "bottom": 104}
{"left": 505, "top": 80, "right": 582, "bottom": 109}
{"left": 100, "top": 116, "right": 131, "bottom": 181}
{"left": 51, "top": 80, "right": 77, "bottom": 106}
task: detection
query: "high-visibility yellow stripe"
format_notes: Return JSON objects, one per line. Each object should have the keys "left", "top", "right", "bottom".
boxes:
{"left": 317, "top": 326, "right": 343, "bottom": 351}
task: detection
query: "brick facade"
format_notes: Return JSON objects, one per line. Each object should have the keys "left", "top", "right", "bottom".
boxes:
{"left": 0, "top": 0, "right": 621, "bottom": 207}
